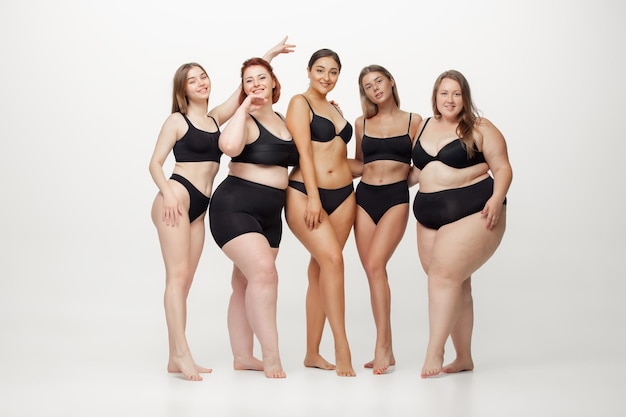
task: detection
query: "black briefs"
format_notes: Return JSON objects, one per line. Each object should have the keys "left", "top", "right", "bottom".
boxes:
{"left": 412, "top": 176, "right": 506, "bottom": 230}
{"left": 209, "top": 176, "right": 285, "bottom": 248}
{"left": 170, "top": 173, "right": 210, "bottom": 223}
{"left": 356, "top": 180, "right": 409, "bottom": 224}
{"left": 288, "top": 180, "right": 354, "bottom": 215}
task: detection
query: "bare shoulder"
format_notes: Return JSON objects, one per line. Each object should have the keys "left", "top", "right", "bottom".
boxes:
{"left": 288, "top": 93, "right": 308, "bottom": 108}
{"left": 164, "top": 111, "right": 185, "bottom": 126}
{"left": 475, "top": 117, "right": 507, "bottom": 152}
{"left": 476, "top": 116, "right": 499, "bottom": 131}
{"left": 161, "top": 112, "right": 187, "bottom": 134}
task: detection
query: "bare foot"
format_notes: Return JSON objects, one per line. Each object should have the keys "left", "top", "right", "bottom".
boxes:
{"left": 372, "top": 349, "right": 395, "bottom": 375}
{"left": 304, "top": 354, "right": 336, "bottom": 370}
{"left": 167, "top": 354, "right": 211, "bottom": 381}
{"left": 335, "top": 348, "right": 356, "bottom": 377}
{"left": 443, "top": 357, "right": 474, "bottom": 374}
{"left": 420, "top": 353, "right": 443, "bottom": 379}
{"left": 233, "top": 356, "right": 264, "bottom": 371}
{"left": 263, "top": 356, "right": 286, "bottom": 379}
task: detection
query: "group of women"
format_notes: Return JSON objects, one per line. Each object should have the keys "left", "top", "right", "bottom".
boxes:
{"left": 149, "top": 37, "right": 513, "bottom": 381}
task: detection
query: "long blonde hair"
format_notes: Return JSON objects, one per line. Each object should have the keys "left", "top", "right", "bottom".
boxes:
{"left": 358, "top": 65, "right": 400, "bottom": 119}
{"left": 171, "top": 62, "right": 208, "bottom": 114}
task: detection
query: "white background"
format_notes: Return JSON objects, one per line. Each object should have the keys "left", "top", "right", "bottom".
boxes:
{"left": 1, "top": 0, "right": 624, "bottom": 415}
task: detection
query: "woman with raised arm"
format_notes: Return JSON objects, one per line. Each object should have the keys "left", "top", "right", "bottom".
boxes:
{"left": 148, "top": 38, "right": 294, "bottom": 381}
{"left": 209, "top": 56, "right": 298, "bottom": 378}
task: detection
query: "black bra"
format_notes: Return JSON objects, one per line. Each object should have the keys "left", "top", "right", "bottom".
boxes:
{"left": 173, "top": 114, "right": 222, "bottom": 163}
{"left": 301, "top": 95, "right": 352, "bottom": 144}
{"left": 230, "top": 114, "right": 299, "bottom": 168}
{"left": 411, "top": 117, "right": 485, "bottom": 170}
{"left": 361, "top": 113, "right": 413, "bottom": 165}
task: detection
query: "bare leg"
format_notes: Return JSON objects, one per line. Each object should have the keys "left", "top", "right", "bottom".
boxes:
{"left": 443, "top": 278, "right": 475, "bottom": 373}
{"left": 228, "top": 265, "right": 263, "bottom": 371}
{"left": 417, "top": 209, "right": 506, "bottom": 378}
{"left": 286, "top": 189, "right": 355, "bottom": 377}
{"left": 304, "top": 257, "right": 335, "bottom": 370}
{"left": 222, "top": 233, "right": 285, "bottom": 378}
{"left": 422, "top": 271, "right": 464, "bottom": 378}
{"left": 152, "top": 188, "right": 211, "bottom": 381}
{"left": 355, "top": 204, "right": 408, "bottom": 374}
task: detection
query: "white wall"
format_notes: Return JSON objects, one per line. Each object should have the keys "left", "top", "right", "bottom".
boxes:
{"left": 1, "top": 0, "right": 624, "bottom": 366}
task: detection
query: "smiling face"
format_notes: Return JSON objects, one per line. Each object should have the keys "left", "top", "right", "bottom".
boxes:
{"left": 307, "top": 56, "right": 340, "bottom": 95}
{"left": 242, "top": 64, "right": 275, "bottom": 99}
{"left": 184, "top": 66, "right": 211, "bottom": 102}
{"left": 435, "top": 77, "right": 463, "bottom": 120}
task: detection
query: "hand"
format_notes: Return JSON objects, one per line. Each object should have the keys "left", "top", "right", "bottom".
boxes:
{"left": 243, "top": 93, "right": 268, "bottom": 112}
{"left": 262, "top": 36, "right": 296, "bottom": 62}
{"left": 304, "top": 197, "right": 323, "bottom": 230}
{"left": 481, "top": 197, "right": 503, "bottom": 231}
{"left": 162, "top": 192, "right": 183, "bottom": 227}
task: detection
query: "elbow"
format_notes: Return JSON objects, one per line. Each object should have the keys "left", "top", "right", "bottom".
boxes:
{"left": 219, "top": 141, "right": 243, "bottom": 158}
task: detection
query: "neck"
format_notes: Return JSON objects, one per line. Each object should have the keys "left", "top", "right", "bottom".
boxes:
{"left": 187, "top": 100, "right": 209, "bottom": 117}
{"left": 305, "top": 88, "right": 327, "bottom": 101}
{"left": 250, "top": 103, "right": 274, "bottom": 118}
{"left": 376, "top": 101, "right": 400, "bottom": 116}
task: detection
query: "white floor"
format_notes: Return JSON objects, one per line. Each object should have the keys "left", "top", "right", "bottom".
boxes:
{"left": 2, "top": 230, "right": 624, "bottom": 417}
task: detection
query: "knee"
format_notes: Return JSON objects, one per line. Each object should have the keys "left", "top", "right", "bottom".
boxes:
{"left": 165, "top": 268, "right": 192, "bottom": 290}
{"left": 363, "top": 258, "right": 386, "bottom": 280}
{"left": 251, "top": 260, "right": 279, "bottom": 287}
{"left": 319, "top": 249, "right": 344, "bottom": 273}
{"left": 428, "top": 266, "right": 462, "bottom": 287}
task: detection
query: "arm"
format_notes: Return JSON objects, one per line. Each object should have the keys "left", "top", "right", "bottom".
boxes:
{"left": 219, "top": 95, "right": 267, "bottom": 157}
{"left": 479, "top": 118, "right": 513, "bottom": 230}
{"left": 286, "top": 94, "right": 323, "bottom": 229}
{"left": 351, "top": 115, "right": 365, "bottom": 179}
{"left": 148, "top": 114, "right": 184, "bottom": 226}
{"left": 209, "top": 37, "right": 295, "bottom": 126}
{"left": 407, "top": 165, "right": 421, "bottom": 187}
{"left": 407, "top": 112, "right": 424, "bottom": 187}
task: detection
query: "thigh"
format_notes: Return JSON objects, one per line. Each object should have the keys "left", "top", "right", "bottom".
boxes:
{"left": 429, "top": 209, "right": 506, "bottom": 280}
{"left": 416, "top": 222, "right": 437, "bottom": 274}
{"left": 222, "top": 233, "right": 279, "bottom": 280}
{"left": 367, "top": 204, "right": 409, "bottom": 264}
{"left": 327, "top": 192, "right": 356, "bottom": 248}
{"left": 354, "top": 206, "right": 376, "bottom": 262}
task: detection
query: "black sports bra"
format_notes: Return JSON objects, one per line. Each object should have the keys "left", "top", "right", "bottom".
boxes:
{"left": 301, "top": 95, "right": 352, "bottom": 144}
{"left": 412, "top": 117, "right": 486, "bottom": 170}
{"left": 230, "top": 113, "right": 299, "bottom": 168}
{"left": 361, "top": 113, "right": 413, "bottom": 165}
{"left": 173, "top": 114, "right": 222, "bottom": 163}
